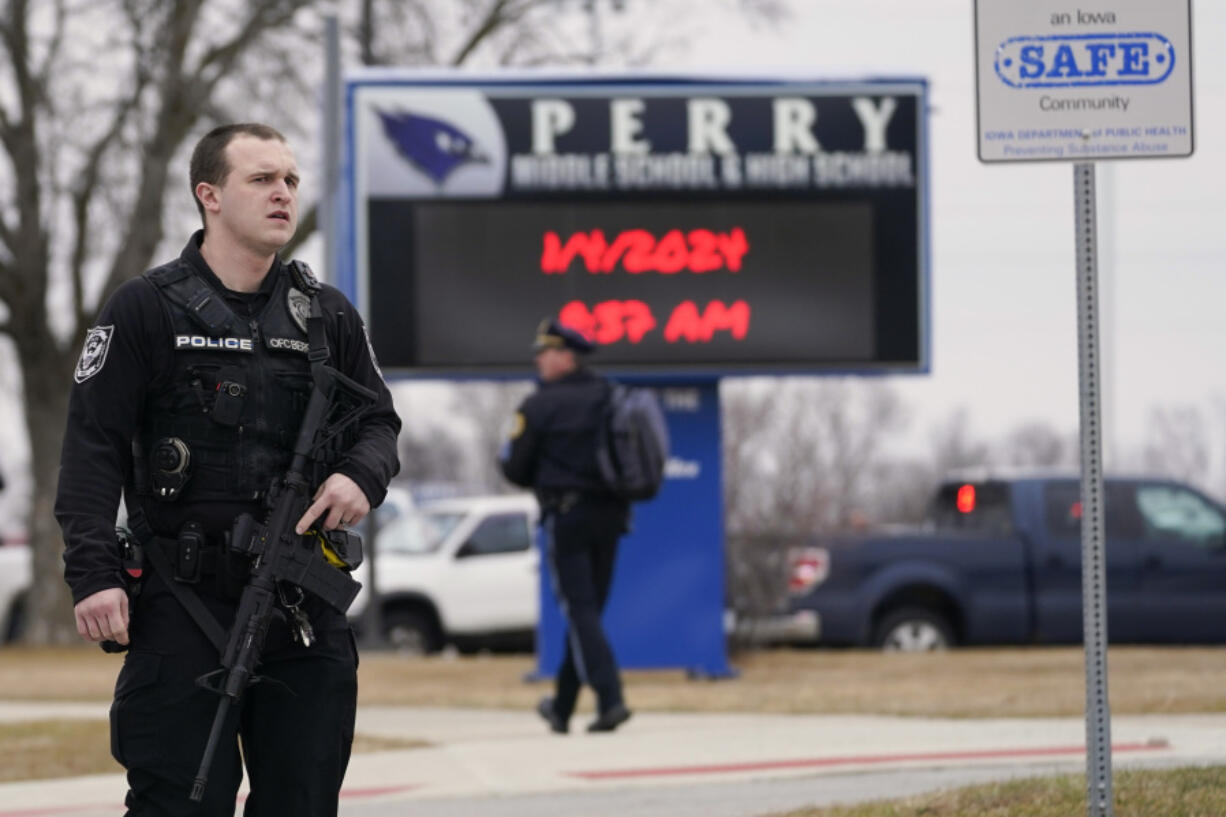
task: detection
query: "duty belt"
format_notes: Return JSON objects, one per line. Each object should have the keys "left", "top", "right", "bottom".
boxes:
{"left": 538, "top": 490, "right": 582, "bottom": 516}
{"left": 153, "top": 534, "right": 225, "bottom": 585}
{"left": 138, "top": 529, "right": 229, "bottom": 654}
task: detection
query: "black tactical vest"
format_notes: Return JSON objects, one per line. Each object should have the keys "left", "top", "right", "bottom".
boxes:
{"left": 134, "top": 259, "right": 320, "bottom": 504}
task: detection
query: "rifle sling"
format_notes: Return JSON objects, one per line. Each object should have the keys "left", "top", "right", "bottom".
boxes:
{"left": 125, "top": 285, "right": 330, "bottom": 658}
{"left": 142, "top": 539, "right": 229, "bottom": 655}
{"left": 306, "top": 293, "right": 329, "bottom": 371}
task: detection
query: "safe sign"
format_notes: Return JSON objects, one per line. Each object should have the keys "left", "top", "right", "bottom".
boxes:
{"left": 995, "top": 33, "right": 1175, "bottom": 89}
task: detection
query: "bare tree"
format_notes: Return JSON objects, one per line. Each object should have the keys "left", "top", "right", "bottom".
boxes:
{"left": 863, "top": 458, "right": 937, "bottom": 525}
{"left": 721, "top": 378, "right": 908, "bottom": 630}
{"left": 723, "top": 378, "right": 908, "bottom": 534}
{"left": 0, "top": 0, "right": 320, "bottom": 643}
{"left": 1141, "top": 404, "right": 1210, "bottom": 488}
{"left": 1, "top": 0, "right": 788, "bottom": 643}
{"left": 397, "top": 424, "right": 468, "bottom": 485}
{"left": 928, "top": 407, "right": 991, "bottom": 480}
{"left": 2, "top": 0, "right": 784, "bottom": 637}
{"left": 1213, "top": 393, "right": 1226, "bottom": 504}
{"left": 998, "top": 420, "right": 1077, "bottom": 469}
{"left": 721, "top": 378, "right": 781, "bottom": 535}
{"left": 445, "top": 381, "right": 535, "bottom": 493}
{"left": 720, "top": 378, "right": 799, "bottom": 635}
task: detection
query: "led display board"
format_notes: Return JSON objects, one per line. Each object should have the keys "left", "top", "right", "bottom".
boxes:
{"left": 344, "top": 74, "right": 930, "bottom": 375}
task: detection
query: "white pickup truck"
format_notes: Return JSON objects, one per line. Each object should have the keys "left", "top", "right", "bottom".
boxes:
{"left": 0, "top": 538, "right": 30, "bottom": 642}
{"left": 348, "top": 493, "right": 540, "bottom": 654}
{"left": 0, "top": 493, "right": 541, "bottom": 654}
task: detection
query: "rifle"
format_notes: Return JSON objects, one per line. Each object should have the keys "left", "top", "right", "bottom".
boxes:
{"left": 188, "top": 361, "right": 375, "bottom": 802}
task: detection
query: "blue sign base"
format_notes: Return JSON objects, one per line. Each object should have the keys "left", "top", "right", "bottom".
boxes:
{"left": 533, "top": 380, "right": 734, "bottom": 680}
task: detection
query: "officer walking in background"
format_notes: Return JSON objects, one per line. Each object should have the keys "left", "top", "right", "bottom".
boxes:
{"left": 55, "top": 123, "right": 401, "bottom": 816}
{"left": 500, "top": 318, "right": 633, "bottom": 734}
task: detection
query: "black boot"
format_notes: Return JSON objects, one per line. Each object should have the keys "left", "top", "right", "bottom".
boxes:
{"left": 587, "top": 703, "right": 632, "bottom": 733}
{"left": 536, "top": 697, "right": 568, "bottom": 734}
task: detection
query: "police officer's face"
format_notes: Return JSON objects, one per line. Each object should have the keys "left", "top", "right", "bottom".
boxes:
{"left": 534, "top": 347, "right": 575, "bottom": 382}
{"left": 201, "top": 135, "right": 299, "bottom": 255}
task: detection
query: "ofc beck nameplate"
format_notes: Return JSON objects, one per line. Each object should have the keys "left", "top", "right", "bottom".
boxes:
{"left": 347, "top": 75, "right": 930, "bottom": 376}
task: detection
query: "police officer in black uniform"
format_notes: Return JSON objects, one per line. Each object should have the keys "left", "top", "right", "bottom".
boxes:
{"left": 55, "top": 123, "right": 401, "bottom": 816}
{"left": 500, "top": 319, "right": 632, "bottom": 734}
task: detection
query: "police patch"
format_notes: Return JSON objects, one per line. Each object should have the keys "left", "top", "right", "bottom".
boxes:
{"left": 74, "top": 325, "right": 114, "bottom": 383}
{"left": 287, "top": 288, "right": 310, "bottom": 333}
{"left": 508, "top": 411, "right": 525, "bottom": 440}
{"left": 174, "top": 335, "right": 254, "bottom": 352}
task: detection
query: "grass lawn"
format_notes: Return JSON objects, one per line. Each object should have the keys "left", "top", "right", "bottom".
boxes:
{"left": 759, "top": 766, "right": 1226, "bottom": 817}
{"left": 0, "top": 718, "right": 426, "bottom": 783}
{"left": 350, "top": 646, "right": 1226, "bottom": 717}
{"left": 1, "top": 645, "right": 1225, "bottom": 716}
{"left": 0, "top": 644, "right": 1223, "bottom": 786}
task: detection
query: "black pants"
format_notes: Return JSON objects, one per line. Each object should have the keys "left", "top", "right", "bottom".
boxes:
{"left": 111, "top": 569, "right": 357, "bottom": 816}
{"left": 544, "top": 497, "right": 628, "bottom": 720}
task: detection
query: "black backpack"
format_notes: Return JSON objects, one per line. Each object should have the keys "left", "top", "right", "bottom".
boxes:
{"left": 595, "top": 383, "right": 669, "bottom": 501}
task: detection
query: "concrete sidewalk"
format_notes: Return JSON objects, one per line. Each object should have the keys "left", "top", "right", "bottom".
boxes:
{"left": 1, "top": 702, "right": 1224, "bottom": 816}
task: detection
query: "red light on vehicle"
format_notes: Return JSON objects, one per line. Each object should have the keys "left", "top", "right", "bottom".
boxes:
{"left": 1070, "top": 501, "right": 1083, "bottom": 519}
{"left": 788, "top": 547, "right": 830, "bottom": 595}
{"left": 956, "top": 484, "right": 976, "bottom": 514}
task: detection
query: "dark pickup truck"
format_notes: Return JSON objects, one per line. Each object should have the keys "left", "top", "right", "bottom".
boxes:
{"left": 763, "top": 474, "right": 1226, "bottom": 650}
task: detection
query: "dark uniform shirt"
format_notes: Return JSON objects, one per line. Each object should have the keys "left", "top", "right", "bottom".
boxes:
{"left": 501, "top": 367, "right": 620, "bottom": 502}
{"left": 55, "top": 233, "right": 401, "bottom": 605}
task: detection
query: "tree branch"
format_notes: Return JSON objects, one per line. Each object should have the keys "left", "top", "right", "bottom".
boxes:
{"left": 96, "top": 0, "right": 314, "bottom": 309}
{"left": 194, "top": 0, "right": 310, "bottom": 83}
{"left": 33, "top": 0, "right": 67, "bottom": 92}
{"left": 449, "top": 0, "right": 528, "bottom": 67}
{"left": 0, "top": 251, "right": 12, "bottom": 306}
{"left": 0, "top": 0, "right": 51, "bottom": 323}
{"left": 92, "top": 0, "right": 203, "bottom": 308}
{"left": 68, "top": 92, "right": 145, "bottom": 328}
{"left": 0, "top": 211, "right": 14, "bottom": 256}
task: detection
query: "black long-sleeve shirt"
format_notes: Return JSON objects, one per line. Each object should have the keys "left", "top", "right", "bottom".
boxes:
{"left": 55, "top": 235, "right": 402, "bottom": 604}
{"left": 500, "top": 367, "right": 614, "bottom": 497}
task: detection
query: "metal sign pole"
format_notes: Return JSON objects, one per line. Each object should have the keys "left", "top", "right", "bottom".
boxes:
{"left": 324, "top": 14, "right": 384, "bottom": 648}
{"left": 322, "top": 14, "right": 340, "bottom": 279}
{"left": 1074, "top": 161, "right": 1113, "bottom": 817}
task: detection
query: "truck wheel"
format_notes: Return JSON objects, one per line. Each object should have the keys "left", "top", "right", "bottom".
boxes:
{"left": 3, "top": 596, "right": 24, "bottom": 643}
{"left": 383, "top": 609, "right": 442, "bottom": 656}
{"left": 873, "top": 607, "right": 954, "bottom": 652}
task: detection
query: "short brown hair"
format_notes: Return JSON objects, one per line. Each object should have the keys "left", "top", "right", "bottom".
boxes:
{"left": 189, "top": 123, "right": 288, "bottom": 224}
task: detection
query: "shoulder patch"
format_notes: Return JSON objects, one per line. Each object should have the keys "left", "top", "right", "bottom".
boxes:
{"left": 75, "top": 325, "right": 115, "bottom": 383}
{"left": 287, "top": 287, "right": 311, "bottom": 333}
{"left": 508, "top": 411, "right": 526, "bottom": 440}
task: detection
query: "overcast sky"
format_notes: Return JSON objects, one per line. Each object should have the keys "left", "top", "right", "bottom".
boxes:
{"left": 667, "top": 0, "right": 1222, "bottom": 465}
{"left": 375, "top": 0, "right": 1224, "bottom": 473}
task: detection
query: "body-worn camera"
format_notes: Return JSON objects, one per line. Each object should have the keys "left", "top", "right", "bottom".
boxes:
{"left": 210, "top": 369, "right": 247, "bottom": 427}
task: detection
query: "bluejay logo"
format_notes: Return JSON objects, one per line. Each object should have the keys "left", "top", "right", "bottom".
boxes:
{"left": 375, "top": 109, "right": 488, "bottom": 186}
{"left": 995, "top": 32, "right": 1175, "bottom": 89}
